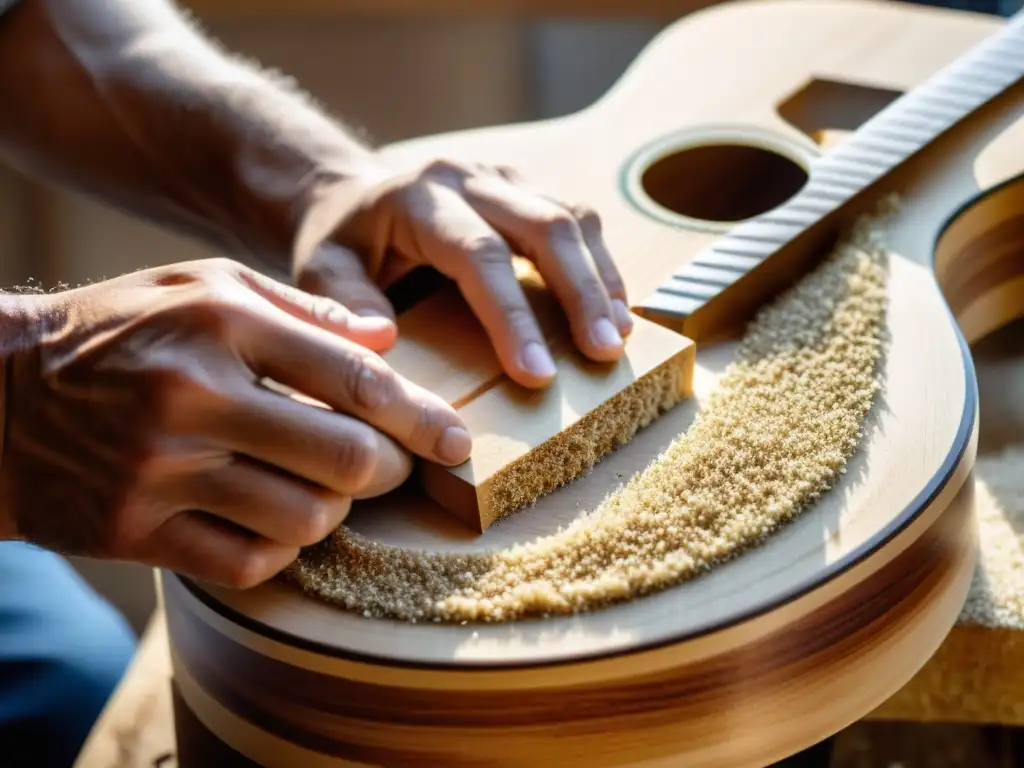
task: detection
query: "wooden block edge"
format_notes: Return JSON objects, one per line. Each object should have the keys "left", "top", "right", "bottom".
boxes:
{"left": 420, "top": 322, "right": 697, "bottom": 532}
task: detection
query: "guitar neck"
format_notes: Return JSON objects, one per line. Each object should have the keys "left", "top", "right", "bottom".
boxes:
{"left": 635, "top": 8, "right": 1024, "bottom": 340}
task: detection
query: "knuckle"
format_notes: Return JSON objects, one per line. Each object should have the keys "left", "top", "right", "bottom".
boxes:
{"left": 604, "top": 274, "right": 627, "bottom": 300}
{"left": 572, "top": 274, "right": 610, "bottom": 315}
{"left": 495, "top": 164, "right": 519, "bottom": 180}
{"left": 464, "top": 235, "right": 511, "bottom": 265}
{"left": 407, "top": 400, "right": 441, "bottom": 448}
{"left": 227, "top": 551, "right": 272, "bottom": 589}
{"left": 151, "top": 356, "right": 236, "bottom": 419}
{"left": 577, "top": 272, "right": 606, "bottom": 299}
{"left": 542, "top": 211, "right": 579, "bottom": 242}
{"left": 502, "top": 302, "right": 540, "bottom": 333}
{"left": 206, "top": 256, "right": 242, "bottom": 274}
{"left": 420, "top": 158, "right": 466, "bottom": 183}
{"left": 488, "top": 302, "right": 543, "bottom": 347}
{"left": 572, "top": 203, "right": 601, "bottom": 228}
{"left": 308, "top": 293, "right": 350, "bottom": 328}
{"left": 343, "top": 352, "right": 397, "bottom": 412}
{"left": 175, "top": 293, "right": 238, "bottom": 339}
{"left": 151, "top": 258, "right": 236, "bottom": 287}
{"left": 331, "top": 425, "right": 378, "bottom": 490}
{"left": 299, "top": 495, "right": 350, "bottom": 544}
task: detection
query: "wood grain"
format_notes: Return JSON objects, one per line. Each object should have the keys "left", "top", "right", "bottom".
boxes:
{"left": 385, "top": 282, "right": 696, "bottom": 531}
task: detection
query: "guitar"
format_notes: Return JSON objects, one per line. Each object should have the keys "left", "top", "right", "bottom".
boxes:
{"left": 160, "top": 1, "right": 1024, "bottom": 765}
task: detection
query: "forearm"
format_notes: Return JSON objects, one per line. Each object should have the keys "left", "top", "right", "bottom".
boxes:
{"left": 0, "top": 0, "right": 377, "bottom": 270}
{"left": 0, "top": 288, "right": 53, "bottom": 540}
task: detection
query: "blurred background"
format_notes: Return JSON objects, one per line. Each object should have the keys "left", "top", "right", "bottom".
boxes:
{"left": 1, "top": 1, "right": 1020, "bottom": 765}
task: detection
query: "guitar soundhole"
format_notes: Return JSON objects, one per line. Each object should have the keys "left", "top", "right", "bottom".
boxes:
{"left": 639, "top": 142, "right": 808, "bottom": 223}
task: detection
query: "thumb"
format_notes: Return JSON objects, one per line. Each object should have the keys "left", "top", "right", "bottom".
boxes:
{"left": 296, "top": 242, "right": 397, "bottom": 323}
{"left": 238, "top": 265, "right": 397, "bottom": 353}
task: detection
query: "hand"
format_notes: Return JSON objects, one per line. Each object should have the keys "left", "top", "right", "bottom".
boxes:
{"left": 293, "top": 158, "right": 634, "bottom": 389}
{"left": 0, "top": 258, "right": 471, "bottom": 588}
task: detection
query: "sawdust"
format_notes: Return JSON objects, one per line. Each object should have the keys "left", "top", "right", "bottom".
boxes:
{"left": 959, "top": 443, "right": 1024, "bottom": 630}
{"left": 284, "top": 202, "right": 892, "bottom": 623}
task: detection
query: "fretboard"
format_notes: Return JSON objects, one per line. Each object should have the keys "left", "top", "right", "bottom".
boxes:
{"left": 635, "top": 9, "right": 1024, "bottom": 339}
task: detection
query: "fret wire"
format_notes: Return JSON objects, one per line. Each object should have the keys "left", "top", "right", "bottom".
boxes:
{"left": 946, "top": 67, "right": 1017, "bottom": 89}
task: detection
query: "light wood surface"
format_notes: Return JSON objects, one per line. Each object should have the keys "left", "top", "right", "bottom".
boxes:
{"left": 114, "top": 0, "right": 1024, "bottom": 766}
{"left": 385, "top": 283, "right": 696, "bottom": 530}
{"left": 74, "top": 612, "right": 175, "bottom": 768}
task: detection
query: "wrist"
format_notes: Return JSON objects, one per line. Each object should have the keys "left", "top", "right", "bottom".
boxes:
{"left": 287, "top": 153, "right": 396, "bottom": 282}
{"left": 0, "top": 291, "right": 50, "bottom": 541}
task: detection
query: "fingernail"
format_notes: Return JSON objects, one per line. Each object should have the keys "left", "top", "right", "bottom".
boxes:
{"left": 612, "top": 299, "right": 633, "bottom": 334}
{"left": 592, "top": 317, "right": 623, "bottom": 350}
{"left": 522, "top": 340, "right": 557, "bottom": 379}
{"left": 437, "top": 426, "right": 472, "bottom": 464}
{"left": 351, "top": 315, "right": 396, "bottom": 334}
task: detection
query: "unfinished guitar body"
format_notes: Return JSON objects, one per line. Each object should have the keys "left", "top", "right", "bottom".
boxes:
{"left": 161, "top": 2, "right": 1024, "bottom": 766}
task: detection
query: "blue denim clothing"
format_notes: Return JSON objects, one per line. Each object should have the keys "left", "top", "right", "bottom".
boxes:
{"left": 0, "top": 543, "right": 136, "bottom": 766}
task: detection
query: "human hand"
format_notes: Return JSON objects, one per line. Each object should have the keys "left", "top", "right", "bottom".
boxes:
{"left": 0, "top": 258, "right": 471, "bottom": 588}
{"left": 293, "top": 158, "right": 634, "bottom": 390}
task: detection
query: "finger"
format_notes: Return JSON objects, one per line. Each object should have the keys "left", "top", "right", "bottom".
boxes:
{"left": 171, "top": 454, "right": 352, "bottom": 547}
{"left": 471, "top": 162, "right": 521, "bottom": 183}
{"left": 294, "top": 241, "right": 398, "bottom": 325}
{"left": 462, "top": 175, "right": 625, "bottom": 362}
{"left": 494, "top": 164, "right": 522, "bottom": 183}
{"left": 399, "top": 181, "right": 558, "bottom": 389}
{"left": 236, "top": 265, "right": 397, "bottom": 353}
{"left": 237, "top": 304, "right": 473, "bottom": 466}
{"left": 155, "top": 509, "right": 300, "bottom": 589}
{"left": 467, "top": 174, "right": 633, "bottom": 337}
{"left": 555, "top": 202, "right": 633, "bottom": 337}
{"left": 212, "top": 384, "right": 416, "bottom": 497}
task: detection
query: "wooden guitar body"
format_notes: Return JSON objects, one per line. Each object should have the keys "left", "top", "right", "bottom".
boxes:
{"left": 161, "top": 1, "right": 1024, "bottom": 765}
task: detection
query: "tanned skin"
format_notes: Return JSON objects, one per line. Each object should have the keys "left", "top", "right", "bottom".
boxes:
{"left": 0, "top": 0, "right": 632, "bottom": 588}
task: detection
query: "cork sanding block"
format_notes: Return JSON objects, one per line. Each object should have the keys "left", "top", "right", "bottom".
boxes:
{"left": 383, "top": 272, "right": 696, "bottom": 533}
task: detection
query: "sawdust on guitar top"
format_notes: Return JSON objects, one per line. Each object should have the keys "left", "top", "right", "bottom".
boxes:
{"left": 285, "top": 200, "right": 895, "bottom": 624}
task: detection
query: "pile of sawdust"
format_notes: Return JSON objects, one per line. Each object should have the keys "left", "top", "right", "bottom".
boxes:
{"left": 284, "top": 205, "right": 891, "bottom": 623}
{"left": 959, "top": 443, "right": 1024, "bottom": 630}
